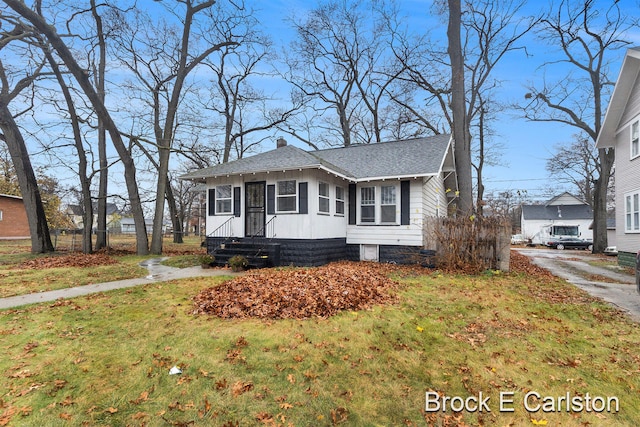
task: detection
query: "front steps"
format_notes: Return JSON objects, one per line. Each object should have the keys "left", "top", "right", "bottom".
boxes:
{"left": 210, "top": 240, "right": 281, "bottom": 269}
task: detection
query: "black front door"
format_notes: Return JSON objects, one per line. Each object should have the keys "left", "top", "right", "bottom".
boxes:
{"left": 245, "top": 182, "right": 266, "bottom": 237}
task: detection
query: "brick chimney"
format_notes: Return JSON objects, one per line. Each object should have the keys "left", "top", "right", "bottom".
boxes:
{"left": 277, "top": 137, "right": 287, "bottom": 148}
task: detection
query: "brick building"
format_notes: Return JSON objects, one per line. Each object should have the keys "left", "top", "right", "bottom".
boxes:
{"left": 0, "top": 194, "right": 30, "bottom": 239}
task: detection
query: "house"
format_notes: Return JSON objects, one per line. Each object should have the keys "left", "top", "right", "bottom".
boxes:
{"left": 521, "top": 192, "right": 594, "bottom": 244}
{"left": 66, "top": 202, "right": 121, "bottom": 232}
{"left": 180, "top": 135, "right": 457, "bottom": 266}
{"left": 0, "top": 194, "right": 30, "bottom": 240}
{"left": 596, "top": 47, "right": 640, "bottom": 267}
{"left": 120, "top": 217, "right": 154, "bottom": 234}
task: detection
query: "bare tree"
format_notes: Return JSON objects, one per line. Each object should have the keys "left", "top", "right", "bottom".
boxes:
{"left": 545, "top": 133, "right": 605, "bottom": 209}
{"left": 204, "top": 27, "right": 300, "bottom": 162}
{"left": 285, "top": 0, "right": 401, "bottom": 147}
{"left": 517, "top": 0, "right": 633, "bottom": 252}
{"left": 447, "top": 0, "right": 471, "bottom": 213}
{"left": 4, "top": 0, "right": 150, "bottom": 254}
{"left": 43, "top": 45, "right": 94, "bottom": 253}
{"left": 90, "top": 0, "right": 110, "bottom": 251}
{"left": 394, "top": 0, "right": 536, "bottom": 214}
{"left": 109, "top": 1, "right": 241, "bottom": 253}
{"left": 0, "top": 17, "right": 54, "bottom": 253}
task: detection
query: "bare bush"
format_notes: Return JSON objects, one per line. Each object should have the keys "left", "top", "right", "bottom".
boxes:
{"left": 424, "top": 215, "right": 510, "bottom": 273}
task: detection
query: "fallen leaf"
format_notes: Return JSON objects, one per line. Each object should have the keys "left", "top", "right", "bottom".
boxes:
{"left": 231, "top": 381, "right": 253, "bottom": 397}
{"left": 531, "top": 419, "right": 548, "bottom": 426}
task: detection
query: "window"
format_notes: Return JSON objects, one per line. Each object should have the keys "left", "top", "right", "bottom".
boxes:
{"left": 626, "top": 191, "right": 640, "bottom": 232}
{"left": 360, "top": 187, "right": 375, "bottom": 222}
{"left": 335, "top": 186, "right": 345, "bottom": 215}
{"left": 215, "top": 185, "right": 232, "bottom": 214}
{"left": 633, "top": 121, "right": 640, "bottom": 159}
{"left": 318, "top": 182, "right": 330, "bottom": 213}
{"left": 380, "top": 185, "right": 396, "bottom": 223}
{"left": 0, "top": 210, "right": 3, "bottom": 221}
{"left": 277, "top": 180, "right": 297, "bottom": 212}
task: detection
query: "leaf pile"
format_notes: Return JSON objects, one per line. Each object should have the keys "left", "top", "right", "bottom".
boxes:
{"left": 14, "top": 253, "right": 119, "bottom": 270}
{"left": 192, "top": 261, "right": 401, "bottom": 319}
{"left": 509, "top": 250, "right": 556, "bottom": 280}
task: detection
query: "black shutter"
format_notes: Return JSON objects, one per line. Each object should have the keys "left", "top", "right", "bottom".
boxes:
{"left": 401, "top": 180, "right": 410, "bottom": 225}
{"left": 233, "top": 186, "right": 241, "bottom": 217}
{"left": 208, "top": 188, "right": 215, "bottom": 216}
{"left": 267, "top": 184, "right": 275, "bottom": 214}
{"left": 348, "top": 183, "right": 356, "bottom": 225}
{"left": 298, "top": 182, "right": 308, "bottom": 214}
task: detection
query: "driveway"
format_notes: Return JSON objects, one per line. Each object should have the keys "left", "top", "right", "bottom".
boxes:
{"left": 515, "top": 247, "right": 640, "bottom": 322}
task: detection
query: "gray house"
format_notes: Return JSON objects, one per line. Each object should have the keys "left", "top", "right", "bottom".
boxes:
{"left": 521, "top": 193, "right": 594, "bottom": 244}
{"left": 181, "top": 135, "right": 457, "bottom": 266}
{"left": 596, "top": 47, "right": 640, "bottom": 267}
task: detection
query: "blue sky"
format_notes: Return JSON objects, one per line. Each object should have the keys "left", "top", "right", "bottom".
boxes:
{"left": 250, "top": 0, "right": 640, "bottom": 203}
{"left": 10, "top": 0, "right": 638, "bottom": 208}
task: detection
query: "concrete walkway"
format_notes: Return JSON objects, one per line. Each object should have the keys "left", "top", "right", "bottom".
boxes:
{"left": 0, "top": 258, "right": 238, "bottom": 310}
{"left": 515, "top": 248, "right": 640, "bottom": 322}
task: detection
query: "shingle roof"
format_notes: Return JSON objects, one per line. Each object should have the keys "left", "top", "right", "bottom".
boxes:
{"left": 180, "top": 135, "right": 452, "bottom": 182}
{"left": 314, "top": 135, "right": 452, "bottom": 180}
{"left": 522, "top": 204, "right": 593, "bottom": 221}
{"left": 67, "top": 203, "right": 120, "bottom": 216}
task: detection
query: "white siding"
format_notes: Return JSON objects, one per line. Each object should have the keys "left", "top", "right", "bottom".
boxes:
{"left": 614, "top": 125, "right": 640, "bottom": 253}
{"left": 522, "top": 219, "right": 593, "bottom": 242}
{"left": 205, "top": 170, "right": 348, "bottom": 240}
{"left": 547, "top": 193, "right": 585, "bottom": 205}
{"left": 422, "top": 175, "right": 445, "bottom": 217}
{"left": 346, "top": 178, "right": 424, "bottom": 246}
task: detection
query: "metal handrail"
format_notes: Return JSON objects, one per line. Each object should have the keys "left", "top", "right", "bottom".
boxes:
{"left": 208, "top": 216, "right": 234, "bottom": 238}
{"left": 249, "top": 215, "right": 277, "bottom": 240}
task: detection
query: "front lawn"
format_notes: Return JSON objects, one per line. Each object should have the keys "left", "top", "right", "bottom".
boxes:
{"left": 1, "top": 254, "right": 639, "bottom": 426}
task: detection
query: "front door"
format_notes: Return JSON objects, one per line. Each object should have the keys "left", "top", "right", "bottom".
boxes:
{"left": 245, "top": 182, "right": 266, "bottom": 237}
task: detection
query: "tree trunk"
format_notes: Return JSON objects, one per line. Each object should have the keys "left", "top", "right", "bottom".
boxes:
{"left": 338, "top": 105, "right": 351, "bottom": 146}
{"left": 592, "top": 147, "right": 614, "bottom": 253}
{"left": 447, "top": 0, "right": 473, "bottom": 214}
{"left": 150, "top": 142, "right": 169, "bottom": 254}
{"left": 165, "top": 180, "right": 183, "bottom": 244}
{"left": 5, "top": 0, "right": 150, "bottom": 255}
{"left": 475, "top": 105, "right": 486, "bottom": 217}
{"left": 0, "top": 104, "right": 54, "bottom": 253}
{"left": 92, "top": 0, "right": 108, "bottom": 251}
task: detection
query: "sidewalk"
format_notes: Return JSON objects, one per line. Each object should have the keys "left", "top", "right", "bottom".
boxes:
{"left": 0, "top": 258, "right": 238, "bottom": 310}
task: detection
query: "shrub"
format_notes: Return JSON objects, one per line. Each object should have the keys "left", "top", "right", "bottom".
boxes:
{"left": 228, "top": 255, "right": 248, "bottom": 271}
{"left": 198, "top": 253, "right": 215, "bottom": 267}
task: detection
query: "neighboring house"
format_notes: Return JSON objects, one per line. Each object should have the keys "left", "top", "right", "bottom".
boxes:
{"left": 66, "top": 202, "right": 121, "bottom": 231}
{"left": 521, "top": 192, "right": 594, "bottom": 244}
{"left": 120, "top": 217, "right": 154, "bottom": 234}
{"left": 596, "top": 47, "right": 640, "bottom": 267}
{"left": 0, "top": 194, "right": 30, "bottom": 240}
{"left": 180, "top": 135, "right": 457, "bottom": 266}
{"left": 590, "top": 215, "right": 617, "bottom": 248}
